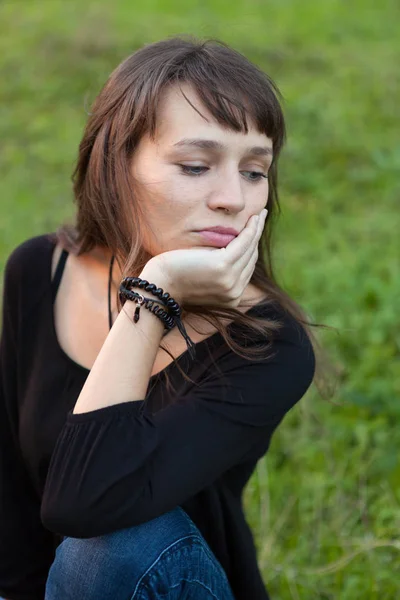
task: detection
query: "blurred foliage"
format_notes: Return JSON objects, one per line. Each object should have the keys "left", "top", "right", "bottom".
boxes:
{"left": 0, "top": 0, "right": 399, "bottom": 598}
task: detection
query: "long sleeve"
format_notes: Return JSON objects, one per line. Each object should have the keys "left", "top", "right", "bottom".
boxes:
{"left": 0, "top": 250, "right": 55, "bottom": 600}
{"left": 41, "top": 314, "right": 315, "bottom": 539}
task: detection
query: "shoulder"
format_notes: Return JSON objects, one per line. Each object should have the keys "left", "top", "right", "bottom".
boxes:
{"left": 227, "top": 300, "right": 316, "bottom": 397}
{"left": 1, "top": 233, "right": 58, "bottom": 314}
{"left": 196, "top": 301, "right": 316, "bottom": 424}
{"left": 260, "top": 302, "right": 316, "bottom": 396}
{"left": 240, "top": 299, "right": 315, "bottom": 352}
{"left": 258, "top": 301, "right": 315, "bottom": 369}
{"left": 2, "top": 232, "right": 57, "bottom": 287}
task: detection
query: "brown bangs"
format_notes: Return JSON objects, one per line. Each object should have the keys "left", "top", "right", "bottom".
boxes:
{"left": 116, "top": 37, "right": 285, "bottom": 157}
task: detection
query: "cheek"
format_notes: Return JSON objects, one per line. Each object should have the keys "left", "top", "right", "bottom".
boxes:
{"left": 245, "top": 181, "right": 269, "bottom": 209}
{"left": 156, "top": 174, "right": 203, "bottom": 212}
{"left": 136, "top": 175, "right": 177, "bottom": 217}
{"left": 257, "top": 180, "right": 269, "bottom": 206}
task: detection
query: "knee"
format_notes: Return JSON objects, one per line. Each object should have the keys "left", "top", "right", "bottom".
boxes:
{"left": 45, "top": 507, "right": 199, "bottom": 599}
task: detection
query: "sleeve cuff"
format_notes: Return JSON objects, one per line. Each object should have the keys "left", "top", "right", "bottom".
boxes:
{"left": 66, "top": 399, "right": 148, "bottom": 423}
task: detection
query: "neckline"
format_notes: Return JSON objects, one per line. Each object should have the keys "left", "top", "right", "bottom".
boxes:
{"left": 47, "top": 237, "right": 266, "bottom": 380}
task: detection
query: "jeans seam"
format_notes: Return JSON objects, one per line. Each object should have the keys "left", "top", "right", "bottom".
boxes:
{"left": 130, "top": 534, "right": 225, "bottom": 599}
{"left": 156, "top": 578, "right": 224, "bottom": 599}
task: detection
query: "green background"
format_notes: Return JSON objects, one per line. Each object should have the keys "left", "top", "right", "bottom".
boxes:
{"left": 1, "top": 1, "right": 399, "bottom": 597}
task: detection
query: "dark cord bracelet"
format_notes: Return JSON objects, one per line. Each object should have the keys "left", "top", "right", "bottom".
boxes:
{"left": 119, "top": 277, "right": 196, "bottom": 360}
{"left": 118, "top": 286, "right": 175, "bottom": 330}
{"left": 121, "top": 277, "right": 181, "bottom": 316}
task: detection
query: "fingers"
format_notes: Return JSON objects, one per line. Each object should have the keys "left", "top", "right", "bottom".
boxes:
{"left": 224, "top": 208, "right": 267, "bottom": 267}
{"left": 240, "top": 240, "right": 259, "bottom": 289}
{"left": 214, "top": 208, "right": 267, "bottom": 303}
{"left": 256, "top": 209, "right": 268, "bottom": 236}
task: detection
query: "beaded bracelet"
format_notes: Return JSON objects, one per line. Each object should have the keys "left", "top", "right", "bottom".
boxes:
{"left": 119, "top": 277, "right": 196, "bottom": 360}
{"left": 118, "top": 286, "right": 175, "bottom": 330}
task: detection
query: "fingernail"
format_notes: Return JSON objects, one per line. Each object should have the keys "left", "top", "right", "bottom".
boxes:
{"left": 262, "top": 208, "right": 268, "bottom": 218}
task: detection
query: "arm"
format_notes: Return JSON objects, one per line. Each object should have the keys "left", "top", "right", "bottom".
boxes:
{"left": 71, "top": 264, "right": 175, "bottom": 415}
{"left": 70, "top": 210, "right": 263, "bottom": 416}
{"left": 41, "top": 300, "right": 315, "bottom": 538}
{"left": 1, "top": 248, "right": 55, "bottom": 600}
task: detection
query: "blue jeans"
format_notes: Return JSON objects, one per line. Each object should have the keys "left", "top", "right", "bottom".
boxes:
{"left": 44, "top": 506, "right": 235, "bottom": 599}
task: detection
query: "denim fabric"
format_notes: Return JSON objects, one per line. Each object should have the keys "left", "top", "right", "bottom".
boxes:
{"left": 44, "top": 506, "right": 235, "bottom": 599}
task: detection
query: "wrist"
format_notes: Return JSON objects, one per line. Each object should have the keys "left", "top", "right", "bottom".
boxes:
{"left": 139, "top": 263, "right": 183, "bottom": 305}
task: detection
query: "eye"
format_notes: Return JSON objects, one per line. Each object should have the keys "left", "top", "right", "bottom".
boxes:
{"left": 242, "top": 171, "right": 268, "bottom": 182}
{"left": 179, "top": 165, "right": 209, "bottom": 176}
{"left": 178, "top": 165, "right": 268, "bottom": 182}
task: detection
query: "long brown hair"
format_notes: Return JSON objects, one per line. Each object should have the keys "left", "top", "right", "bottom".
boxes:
{"left": 55, "top": 35, "right": 339, "bottom": 400}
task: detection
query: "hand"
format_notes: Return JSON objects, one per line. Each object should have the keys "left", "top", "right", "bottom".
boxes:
{"left": 142, "top": 208, "right": 268, "bottom": 308}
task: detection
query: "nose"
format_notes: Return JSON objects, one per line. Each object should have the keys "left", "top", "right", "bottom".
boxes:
{"left": 206, "top": 169, "right": 246, "bottom": 214}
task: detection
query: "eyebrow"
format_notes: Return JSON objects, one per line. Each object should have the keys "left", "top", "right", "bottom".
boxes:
{"left": 172, "top": 138, "right": 273, "bottom": 158}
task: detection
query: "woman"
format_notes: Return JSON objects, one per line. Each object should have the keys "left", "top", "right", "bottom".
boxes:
{"left": 0, "top": 36, "right": 330, "bottom": 600}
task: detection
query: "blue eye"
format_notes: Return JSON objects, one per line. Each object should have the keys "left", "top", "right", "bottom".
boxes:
{"left": 242, "top": 171, "right": 268, "bottom": 182}
{"left": 179, "top": 165, "right": 208, "bottom": 176}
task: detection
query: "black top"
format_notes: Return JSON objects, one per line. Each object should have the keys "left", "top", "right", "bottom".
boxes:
{"left": 0, "top": 233, "right": 316, "bottom": 600}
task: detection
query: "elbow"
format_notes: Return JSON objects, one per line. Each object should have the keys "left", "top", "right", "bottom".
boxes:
{"left": 40, "top": 493, "right": 153, "bottom": 539}
{"left": 40, "top": 496, "right": 104, "bottom": 539}
{"left": 41, "top": 476, "right": 157, "bottom": 537}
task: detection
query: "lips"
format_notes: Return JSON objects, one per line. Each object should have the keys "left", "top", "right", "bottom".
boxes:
{"left": 196, "top": 230, "right": 236, "bottom": 248}
{"left": 198, "top": 226, "right": 239, "bottom": 236}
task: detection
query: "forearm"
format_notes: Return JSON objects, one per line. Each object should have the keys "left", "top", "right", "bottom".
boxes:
{"left": 72, "top": 266, "right": 174, "bottom": 415}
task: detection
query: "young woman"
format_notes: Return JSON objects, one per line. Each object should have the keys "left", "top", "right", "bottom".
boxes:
{"left": 0, "top": 36, "right": 330, "bottom": 600}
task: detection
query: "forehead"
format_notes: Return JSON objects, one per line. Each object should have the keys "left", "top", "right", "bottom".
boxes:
{"left": 153, "top": 83, "right": 272, "bottom": 150}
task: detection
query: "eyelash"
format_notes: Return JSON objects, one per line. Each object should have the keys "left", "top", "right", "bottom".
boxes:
{"left": 178, "top": 165, "right": 268, "bottom": 182}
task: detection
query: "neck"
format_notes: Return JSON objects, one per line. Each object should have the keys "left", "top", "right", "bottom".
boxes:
{"left": 86, "top": 246, "right": 123, "bottom": 289}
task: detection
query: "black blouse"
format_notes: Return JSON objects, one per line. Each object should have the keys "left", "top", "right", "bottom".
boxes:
{"left": 0, "top": 233, "right": 316, "bottom": 600}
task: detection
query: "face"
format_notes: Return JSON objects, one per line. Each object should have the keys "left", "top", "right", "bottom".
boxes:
{"left": 131, "top": 83, "right": 273, "bottom": 256}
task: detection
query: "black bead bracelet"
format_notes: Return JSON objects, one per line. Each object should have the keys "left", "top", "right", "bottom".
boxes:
{"left": 118, "top": 276, "right": 196, "bottom": 360}
{"left": 118, "top": 285, "right": 175, "bottom": 331}
{"left": 121, "top": 277, "right": 182, "bottom": 317}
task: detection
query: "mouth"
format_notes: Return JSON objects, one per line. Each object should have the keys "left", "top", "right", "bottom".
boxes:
{"left": 195, "top": 230, "right": 237, "bottom": 248}
{"left": 196, "top": 226, "right": 239, "bottom": 236}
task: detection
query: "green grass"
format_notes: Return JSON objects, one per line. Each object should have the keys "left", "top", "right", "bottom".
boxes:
{"left": 1, "top": 1, "right": 399, "bottom": 597}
